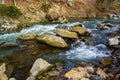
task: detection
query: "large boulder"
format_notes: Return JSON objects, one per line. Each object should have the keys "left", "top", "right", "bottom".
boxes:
{"left": 64, "top": 67, "right": 89, "bottom": 79}
{"left": 30, "top": 58, "right": 52, "bottom": 77}
{"left": 53, "top": 29, "right": 78, "bottom": 38}
{"left": 17, "top": 34, "right": 37, "bottom": 40}
{"left": 71, "top": 26, "right": 90, "bottom": 36}
{"left": 37, "top": 33, "right": 68, "bottom": 48}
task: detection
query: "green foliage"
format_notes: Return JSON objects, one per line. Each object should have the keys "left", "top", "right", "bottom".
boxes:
{"left": 45, "top": 14, "right": 53, "bottom": 22}
{"left": 96, "top": 0, "right": 117, "bottom": 10}
{"left": 41, "top": 2, "right": 51, "bottom": 12}
{"left": 0, "top": 5, "right": 22, "bottom": 19}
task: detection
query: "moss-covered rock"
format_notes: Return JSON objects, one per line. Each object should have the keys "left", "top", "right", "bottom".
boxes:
{"left": 37, "top": 33, "right": 68, "bottom": 48}
{"left": 53, "top": 29, "right": 78, "bottom": 38}
{"left": 71, "top": 26, "right": 90, "bottom": 36}
{"left": 101, "top": 57, "right": 113, "bottom": 66}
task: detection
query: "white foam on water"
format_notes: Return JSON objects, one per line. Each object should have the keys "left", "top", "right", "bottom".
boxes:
{"left": 0, "top": 24, "right": 58, "bottom": 42}
{"left": 59, "top": 42, "right": 109, "bottom": 60}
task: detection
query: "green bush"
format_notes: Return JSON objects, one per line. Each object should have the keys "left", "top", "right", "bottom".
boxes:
{"left": 0, "top": 5, "right": 22, "bottom": 19}
{"left": 41, "top": 2, "right": 51, "bottom": 12}
{"left": 45, "top": 14, "right": 53, "bottom": 22}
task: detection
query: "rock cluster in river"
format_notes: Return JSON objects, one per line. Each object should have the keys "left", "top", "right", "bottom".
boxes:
{"left": 0, "top": 22, "right": 120, "bottom": 80}
{"left": 17, "top": 24, "right": 90, "bottom": 48}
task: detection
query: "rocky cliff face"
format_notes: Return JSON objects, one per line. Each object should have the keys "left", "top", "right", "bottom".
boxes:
{"left": 2, "top": 0, "right": 120, "bottom": 22}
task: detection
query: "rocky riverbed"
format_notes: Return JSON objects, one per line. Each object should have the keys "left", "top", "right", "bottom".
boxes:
{"left": 0, "top": 19, "right": 120, "bottom": 80}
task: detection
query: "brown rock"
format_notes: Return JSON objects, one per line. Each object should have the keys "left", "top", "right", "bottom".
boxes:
{"left": 64, "top": 67, "right": 89, "bottom": 80}
{"left": 101, "top": 57, "right": 113, "bottom": 66}
{"left": 30, "top": 58, "right": 52, "bottom": 77}
{"left": 96, "top": 68, "right": 108, "bottom": 79}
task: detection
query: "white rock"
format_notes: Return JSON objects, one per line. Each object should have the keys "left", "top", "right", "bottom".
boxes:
{"left": 30, "top": 58, "right": 52, "bottom": 77}
{"left": 108, "top": 36, "right": 120, "bottom": 46}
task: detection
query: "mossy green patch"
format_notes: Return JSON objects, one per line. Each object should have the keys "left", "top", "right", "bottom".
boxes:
{"left": 41, "top": 2, "right": 51, "bottom": 12}
{"left": 0, "top": 4, "right": 22, "bottom": 19}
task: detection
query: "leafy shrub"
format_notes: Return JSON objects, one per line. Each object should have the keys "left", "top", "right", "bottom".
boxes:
{"left": 41, "top": 2, "right": 51, "bottom": 12}
{"left": 45, "top": 14, "right": 53, "bottom": 22}
{"left": 0, "top": 5, "right": 22, "bottom": 19}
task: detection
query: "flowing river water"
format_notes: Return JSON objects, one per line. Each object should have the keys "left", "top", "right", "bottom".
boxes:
{"left": 0, "top": 19, "right": 120, "bottom": 79}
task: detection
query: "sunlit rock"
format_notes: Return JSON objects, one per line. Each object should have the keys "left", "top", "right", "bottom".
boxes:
{"left": 53, "top": 29, "right": 78, "bottom": 38}
{"left": 85, "top": 66, "right": 94, "bottom": 73}
{"left": 71, "top": 25, "right": 90, "bottom": 36}
{"left": 37, "top": 33, "right": 68, "bottom": 48}
{"left": 64, "top": 67, "right": 89, "bottom": 79}
{"left": 67, "top": 0, "right": 74, "bottom": 7}
{"left": 30, "top": 58, "right": 52, "bottom": 77}
{"left": 0, "top": 74, "right": 8, "bottom": 80}
{"left": 96, "top": 68, "right": 108, "bottom": 79}
{"left": 0, "top": 63, "right": 6, "bottom": 74}
{"left": 108, "top": 36, "right": 120, "bottom": 46}
{"left": 9, "top": 78, "right": 16, "bottom": 80}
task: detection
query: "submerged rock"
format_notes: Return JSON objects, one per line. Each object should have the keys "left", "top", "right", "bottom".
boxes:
{"left": 108, "top": 36, "right": 120, "bottom": 46}
{"left": 64, "top": 61, "right": 75, "bottom": 72}
{"left": 71, "top": 26, "right": 90, "bottom": 36}
{"left": 37, "top": 33, "right": 68, "bottom": 48}
{"left": 0, "top": 42, "right": 17, "bottom": 48}
{"left": 53, "top": 29, "right": 78, "bottom": 38}
{"left": 101, "top": 57, "right": 113, "bottom": 66}
{"left": 18, "top": 34, "right": 37, "bottom": 40}
{"left": 97, "top": 23, "right": 111, "bottom": 30}
{"left": 30, "top": 58, "right": 52, "bottom": 77}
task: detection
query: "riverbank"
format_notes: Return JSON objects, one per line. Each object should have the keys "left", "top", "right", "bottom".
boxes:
{"left": 1, "top": 0, "right": 120, "bottom": 33}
